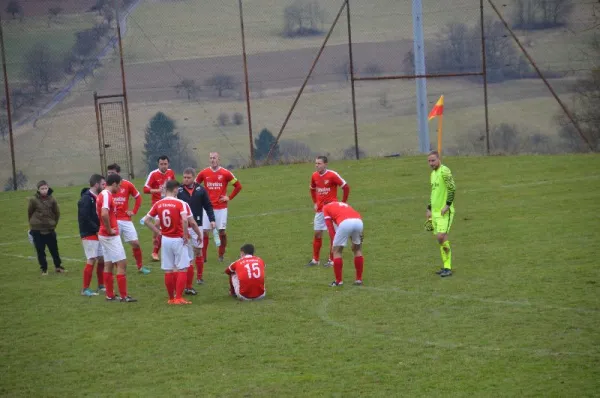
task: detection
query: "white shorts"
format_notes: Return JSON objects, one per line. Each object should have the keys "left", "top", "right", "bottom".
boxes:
{"left": 161, "top": 236, "right": 189, "bottom": 271}
{"left": 332, "top": 218, "right": 364, "bottom": 247}
{"left": 203, "top": 208, "right": 228, "bottom": 230}
{"left": 82, "top": 239, "right": 103, "bottom": 260}
{"left": 99, "top": 235, "right": 127, "bottom": 263}
{"left": 314, "top": 212, "right": 326, "bottom": 231}
{"left": 117, "top": 220, "right": 138, "bottom": 243}
{"left": 186, "top": 228, "right": 203, "bottom": 261}
{"left": 231, "top": 274, "right": 266, "bottom": 301}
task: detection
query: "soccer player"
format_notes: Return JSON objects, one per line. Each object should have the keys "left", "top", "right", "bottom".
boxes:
{"left": 195, "top": 152, "right": 242, "bottom": 262}
{"left": 306, "top": 156, "right": 350, "bottom": 267}
{"left": 426, "top": 151, "right": 456, "bottom": 277}
{"left": 28, "top": 180, "right": 65, "bottom": 275}
{"left": 144, "top": 155, "right": 176, "bottom": 260}
{"left": 177, "top": 168, "right": 216, "bottom": 289}
{"left": 78, "top": 174, "right": 106, "bottom": 296}
{"left": 224, "top": 244, "right": 266, "bottom": 301}
{"left": 143, "top": 180, "right": 202, "bottom": 305}
{"left": 323, "top": 201, "right": 364, "bottom": 287}
{"left": 97, "top": 173, "right": 137, "bottom": 302}
{"left": 107, "top": 163, "right": 150, "bottom": 275}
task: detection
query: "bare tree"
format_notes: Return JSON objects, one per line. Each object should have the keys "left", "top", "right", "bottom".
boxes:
{"left": 283, "top": 0, "right": 325, "bottom": 37}
{"left": 279, "top": 139, "right": 314, "bottom": 162}
{"left": 174, "top": 79, "right": 200, "bottom": 100}
{"left": 537, "top": 0, "right": 574, "bottom": 26}
{"left": 5, "top": 0, "right": 22, "bottom": 19}
{"left": 205, "top": 74, "right": 237, "bottom": 98}
{"left": 22, "top": 43, "right": 61, "bottom": 93}
{"left": 48, "top": 7, "right": 62, "bottom": 25}
{"left": 232, "top": 112, "right": 244, "bottom": 125}
{"left": 217, "top": 112, "right": 229, "bottom": 126}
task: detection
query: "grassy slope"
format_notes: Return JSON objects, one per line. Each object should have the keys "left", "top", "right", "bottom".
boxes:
{"left": 0, "top": 155, "right": 599, "bottom": 396}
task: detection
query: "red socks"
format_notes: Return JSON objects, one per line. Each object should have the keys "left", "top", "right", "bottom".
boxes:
{"left": 313, "top": 237, "right": 322, "bottom": 261}
{"left": 333, "top": 258, "right": 343, "bottom": 284}
{"left": 132, "top": 247, "right": 143, "bottom": 269}
{"left": 195, "top": 256, "right": 204, "bottom": 280}
{"left": 186, "top": 265, "right": 194, "bottom": 289}
{"left": 153, "top": 235, "right": 162, "bottom": 254}
{"left": 218, "top": 233, "right": 227, "bottom": 257}
{"left": 104, "top": 271, "right": 114, "bottom": 298}
{"left": 164, "top": 273, "right": 175, "bottom": 299}
{"left": 83, "top": 263, "right": 94, "bottom": 289}
{"left": 354, "top": 256, "right": 364, "bottom": 281}
{"left": 96, "top": 261, "right": 104, "bottom": 286}
{"left": 175, "top": 271, "right": 187, "bottom": 299}
{"left": 116, "top": 274, "right": 127, "bottom": 298}
{"left": 202, "top": 234, "right": 209, "bottom": 261}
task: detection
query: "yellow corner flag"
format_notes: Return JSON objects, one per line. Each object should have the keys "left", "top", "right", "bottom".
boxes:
{"left": 428, "top": 95, "right": 444, "bottom": 154}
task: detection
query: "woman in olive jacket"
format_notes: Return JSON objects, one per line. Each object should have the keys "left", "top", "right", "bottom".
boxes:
{"left": 28, "top": 180, "right": 65, "bottom": 275}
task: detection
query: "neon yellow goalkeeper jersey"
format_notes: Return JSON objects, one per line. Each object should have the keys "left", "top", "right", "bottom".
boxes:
{"left": 430, "top": 165, "right": 456, "bottom": 211}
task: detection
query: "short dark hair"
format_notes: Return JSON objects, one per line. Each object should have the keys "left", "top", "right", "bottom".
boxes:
{"left": 107, "top": 163, "right": 121, "bottom": 173}
{"left": 183, "top": 167, "right": 196, "bottom": 176}
{"left": 158, "top": 155, "right": 169, "bottom": 163}
{"left": 165, "top": 180, "right": 180, "bottom": 192}
{"left": 89, "top": 174, "right": 105, "bottom": 187}
{"left": 316, "top": 155, "right": 328, "bottom": 163}
{"left": 106, "top": 173, "right": 122, "bottom": 186}
{"left": 36, "top": 180, "right": 48, "bottom": 189}
{"left": 428, "top": 150, "right": 440, "bottom": 158}
{"left": 240, "top": 244, "right": 255, "bottom": 255}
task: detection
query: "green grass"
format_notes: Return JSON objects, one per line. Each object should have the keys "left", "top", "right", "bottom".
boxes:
{"left": 1, "top": 155, "right": 599, "bottom": 396}
{"left": 2, "top": 14, "right": 98, "bottom": 81}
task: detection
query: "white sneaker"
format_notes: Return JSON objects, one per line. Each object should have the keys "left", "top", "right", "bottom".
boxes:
{"left": 324, "top": 260, "right": 334, "bottom": 268}
{"left": 305, "top": 259, "right": 319, "bottom": 267}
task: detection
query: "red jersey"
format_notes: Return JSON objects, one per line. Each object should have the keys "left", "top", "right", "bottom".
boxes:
{"left": 310, "top": 169, "right": 347, "bottom": 212}
{"left": 113, "top": 179, "right": 140, "bottom": 221}
{"left": 144, "top": 169, "right": 176, "bottom": 204}
{"left": 97, "top": 190, "right": 118, "bottom": 237}
{"left": 147, "top": 197, "right": 191, "bottom": 238}
{"left": 195, "top": 167, "right": 238, "bottom": 210}
{"left": 323, "top": 202, "right": 361, "bottom": 225}
{"left": 226, "top": 255, "right": 265, "bottom": 299}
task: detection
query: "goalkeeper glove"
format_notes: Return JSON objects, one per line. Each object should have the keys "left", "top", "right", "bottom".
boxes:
{"left": 424, "top": 218, "right": 433, "bottom": 232}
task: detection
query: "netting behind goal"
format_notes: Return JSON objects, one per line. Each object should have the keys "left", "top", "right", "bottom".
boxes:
{"left": 97, "top": 100, "right": 132, "bottom": 179}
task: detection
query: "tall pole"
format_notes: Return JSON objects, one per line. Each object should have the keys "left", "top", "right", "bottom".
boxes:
{"left": 238, "top": 0, "right": 255, "bottom": 167}
{"left": 346, "top": 0, "right": 360, "bottom": 160}
{"left": 0, "top": 15, "right": 17, "bottom": 190}
{"left": 115, "top": 1, "right": 135, "bottom": 178}
{"left": 480, "top": 0, "right": 490, "bottom": 155}
{"left": 412, "top": 0, "right": 430, "bottom": 153}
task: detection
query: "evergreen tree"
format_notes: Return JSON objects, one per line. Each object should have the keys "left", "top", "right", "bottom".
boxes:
{"left": 143, "top": 112, "right": 180, "bottom": 173}
{"left": 254, "top": 128, "right": 280, "bottom": 161}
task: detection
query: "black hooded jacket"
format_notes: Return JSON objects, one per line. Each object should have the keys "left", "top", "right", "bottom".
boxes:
{"left": 78, "top": 188, "right": 99, "bottom": 238}
{"left": 177, "top": 183, "right": 215, "bottom": 227}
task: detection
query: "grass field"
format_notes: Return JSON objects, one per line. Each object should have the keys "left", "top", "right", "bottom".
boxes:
{"left": 1, "top": 155, "right": 599, "bottom": 396}
{"left": 2, "top": 13, "right": 97, "bottom": 81}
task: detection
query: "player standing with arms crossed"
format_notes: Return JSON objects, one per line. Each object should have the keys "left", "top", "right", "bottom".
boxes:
{"left": 97, "top": 174, "right": 137, "bottom": 302}
{"left": 323, "top": 201, "right": 364, "bottom": 287}
{"left": 306, "top": 156, "right": 350, "bottom": 267}
{"left": 107, "top": 164, "right": 150, "bottom": 275}
{"left": 143, "top": 180, "right": 202, "bottom": 305}
{"left": 177, "top": 168, "right": 216, "bottom": 289}
{"left": 195, "top": 152, "right": 242, "bottom": 263}
{"left": 425, "top": 151, "right": 456, "bottom": 278}
{"left": 78, "top": 174, "right": 106, "bottom": 296}
{"left": 144, "top": 155, "right": 176, "bottom": 261}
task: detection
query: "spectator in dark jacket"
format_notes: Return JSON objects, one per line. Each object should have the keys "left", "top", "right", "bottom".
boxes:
{"left": 28, "top": 180, "right": 64, "bottom": 275}
{"left": 78, "top": 174, "right": 106, "bottom": 296}
{"left": 177, "top": 167, "right": 216, "bottom": 286}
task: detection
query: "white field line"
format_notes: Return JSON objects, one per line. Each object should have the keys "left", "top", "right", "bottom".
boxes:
{"left": 0, "top": 234, "right": 80, "bottom": 246}
{"left": 1, "top": 253, "right": 83, "bottom": 263}
{"left": 317, "top": 295, "right": 599, "bottom": 358}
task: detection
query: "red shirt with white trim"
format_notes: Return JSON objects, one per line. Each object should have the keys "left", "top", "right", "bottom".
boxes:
{"left": 323, "top": 201, "right": 362, "bottom": 225}
{"left": 113, "top": 179, "right": 140, "bottom": 221}
{"left": 144, "top": 169, "right": 176, "bottom": 205}
{"left": 147, "top": 197, "right": 191, "bottom": 238}
{"left": 310, "top": 169, "right": 347, "bottom": 212}
{"left": 225, "top": 255, "right": 266, "bottom": 299}
{"left": 97, "top": 190, "right": 119, "bottom": 237}
{"left": 195, "top": 167, "right": 238, "bottom": 210}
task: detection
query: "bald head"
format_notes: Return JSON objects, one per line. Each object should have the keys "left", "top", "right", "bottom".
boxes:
{"left": 209, "top": 152, "right": 220, "bottom": 169}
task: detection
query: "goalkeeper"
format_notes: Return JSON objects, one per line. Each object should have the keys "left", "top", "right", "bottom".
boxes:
{"left": 425, "top": 151, "right": 456, "bottom": 277}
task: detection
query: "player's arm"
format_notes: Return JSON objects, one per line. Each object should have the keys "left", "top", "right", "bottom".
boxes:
{"left": 188, "top": 216, "right": 202, "bottom": 243}
{"left": 333, "top": 173, "right": 350, "bottom": 203}
{"left": 324, "top": 215, "right": 336, "bottom": 241}
{"left": 131, "top": 186, "right": 142, "bottom": 215}
{"left": 27, "top": 198, "right": 35, "bottom": 220}
{"left": 143, "top": 173, "right": 162, "bottom": 194}
{"left": 195, "top": 171, "right": 204, "bottom": 184}
{"left": 53, "top": 198, "right": 60, "bottom": 225}
{"left": 224, "top": 262, "right": 235, "bottom": 275}
{"left": 79, "top": 195, "right": 98, "bottom": 231}
{"left": 441, "top": 168, "right": 456, "bottom": 206}
{"left": 143, "top": 206, "right": 160, "bottom": 235}
{"left": 201, "top": 188, "right": 216, "bottom": 226}
{"left": 101, "top": 208, "right": 113, "bottom": 235}
{"left": 182, "top": 214, "right": 190, "bottom": 241}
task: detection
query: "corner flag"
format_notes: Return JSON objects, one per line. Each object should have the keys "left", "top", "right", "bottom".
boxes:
{"left": 428, "top": 95, "right": 444, "bottom": 120}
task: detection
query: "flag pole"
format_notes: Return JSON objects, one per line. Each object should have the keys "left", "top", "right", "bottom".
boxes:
{"left": 437, "top": 114, "right": 443, "bottom": 156}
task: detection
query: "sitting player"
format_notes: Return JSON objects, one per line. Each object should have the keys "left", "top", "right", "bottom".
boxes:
{"left": 224, "top": 244, "right": 266, "bottom": 301}
{"left": 323, "top": 201, "right": 364, "bottom": 287}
